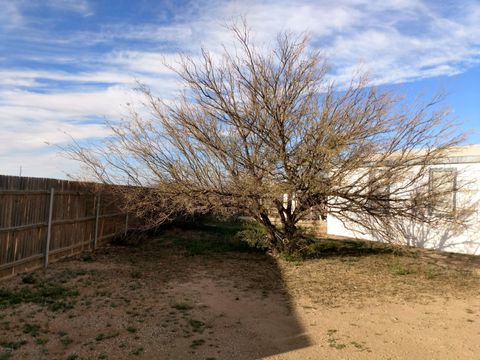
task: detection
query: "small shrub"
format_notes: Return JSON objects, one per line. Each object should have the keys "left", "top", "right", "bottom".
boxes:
{"left": 189, "top": 319, "right": 205, "bottom": 333}
{"left": 23, "top": 323, "right": 40, "bottom": 337}
{"left": 35, "top": 338, "right": 48, "bottom": 345}
{"left": 60, "top": 335, "right": 73, "bottom": 346}
{"left": 95, "top": 332, "right": 119, "bottom": 342}
{"left": 172, "top": 302, "right": 193, "bottom": 311}
{"left": 190, "top": 339, "right": 205, "bottom": 349}
{"left": 132, "top": 347, "right": 144, "bottom": 356}
{"left": 20, "top": 273, "right": 38, "bottom": 284}
{"left": 326, "top": 329, "right": 347, "bottom": 350}
{"left": 390, "top": 261, "right": 415, "bottom": 276}
{"left": 234, "top": 222, "right": 269, "bottom": 250}
{"left": 81, "top": 253, "right": 94, "bottom": 262}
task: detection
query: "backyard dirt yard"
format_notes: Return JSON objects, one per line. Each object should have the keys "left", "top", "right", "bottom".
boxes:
{"left": 0, "top": 221, "right": 479, "bottom": 359}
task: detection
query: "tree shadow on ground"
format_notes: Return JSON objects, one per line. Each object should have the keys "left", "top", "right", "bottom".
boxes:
{"left": 107, "top": 218, "right": 313, "bottom": 359}
{"left": 146, "top": 222, "right": 311, "bottom": 359}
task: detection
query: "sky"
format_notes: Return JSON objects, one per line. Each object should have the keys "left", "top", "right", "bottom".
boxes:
{"left": 1, "top": 0, "right": 479, "bottom": 179}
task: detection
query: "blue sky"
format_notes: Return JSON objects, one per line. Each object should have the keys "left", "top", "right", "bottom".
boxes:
{"left": 1, "top": 0, "right": 479, "bottom": 179}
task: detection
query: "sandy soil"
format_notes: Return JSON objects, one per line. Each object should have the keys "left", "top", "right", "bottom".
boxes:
{"left": 0, "top": 230, "right": 479, "bottom": 359}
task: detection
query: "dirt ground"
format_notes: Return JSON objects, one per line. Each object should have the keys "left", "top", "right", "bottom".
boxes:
{"left": 0, "top": 226, "right": 479, "bottom": 360}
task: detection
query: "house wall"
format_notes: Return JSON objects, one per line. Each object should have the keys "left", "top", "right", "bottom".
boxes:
{"left": 327, "top": 153, "right": 480, "bottom": 255}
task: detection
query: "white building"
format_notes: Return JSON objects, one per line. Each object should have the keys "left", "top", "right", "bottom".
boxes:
{"left": 327, "top": 144, "right": 480, "bottom": 255}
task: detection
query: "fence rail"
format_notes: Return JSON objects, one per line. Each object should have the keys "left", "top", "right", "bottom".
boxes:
{"left": 0, "top": 175, "right": 133, "bottom": 279}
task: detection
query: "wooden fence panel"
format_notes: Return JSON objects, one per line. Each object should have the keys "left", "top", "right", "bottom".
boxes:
{"left": 0, "top": 175, "right": 133, "bottom": 279}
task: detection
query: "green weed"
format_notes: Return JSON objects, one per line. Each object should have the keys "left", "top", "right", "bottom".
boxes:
{"left": 390, "top": 261, "right": 415, "bottom": 276}
{"left": 189, "top": 319, "right": 205, "bottom": 333}
{"left": 0, "top": 280, "right": 78, "bottom": 311}
{"left": 20, "top": 273, "right": 38, "bottom": 285}
{"left": 23, "top": 323, "right": 40, "bottom": 337}
{"left": 61, "top": 335, "right": 73, "bottom": 346}
{"left": 172, "top": 302, "right": 193, "bottom": 311}
{"left": 95, "top": 332, "right": 119, "bottom": 342}
{"left": 190, "top": 339, "right": 205, "bottom": 349}
{"left": 0, "top": 340, "right": 27, "bottom": 350}
{"left": 132, "top": 347, "right": 144, "bottom": 356}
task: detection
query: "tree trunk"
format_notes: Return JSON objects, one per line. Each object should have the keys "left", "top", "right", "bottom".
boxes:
{"left": 259, "top": 212, "right": 281, "bottom": 251}
{"left": 282, "top": 221, "right": 299, "bottom": 255}
{"left": 273, "top": 199, "right": 300, "bottom": 255}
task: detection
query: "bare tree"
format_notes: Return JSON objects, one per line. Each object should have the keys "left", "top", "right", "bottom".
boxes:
{"left": 66, "top": 23, "right": 465, "bottom": 255}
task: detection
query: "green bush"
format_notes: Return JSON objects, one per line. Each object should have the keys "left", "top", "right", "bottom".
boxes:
{"left": 234, "top": 221, "right": 269, "bottom": 250}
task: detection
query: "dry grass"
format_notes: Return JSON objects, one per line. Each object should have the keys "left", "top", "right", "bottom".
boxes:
{"left": 283, "top": 244, "right": 479, "bottom": 307}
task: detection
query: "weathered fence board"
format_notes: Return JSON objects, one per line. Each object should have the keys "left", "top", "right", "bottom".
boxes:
{"left": 0, "top": 175, "right": 132, "bottom": 279}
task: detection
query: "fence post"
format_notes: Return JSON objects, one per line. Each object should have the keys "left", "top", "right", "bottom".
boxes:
{"left": 44, "top": 188, "right": 55, "bottom": 268}
{"left": 124, "top": 213, "right": 129, "bottom": 236}
{"left": 94, "top": 193, "right": 101, "bottom": 250}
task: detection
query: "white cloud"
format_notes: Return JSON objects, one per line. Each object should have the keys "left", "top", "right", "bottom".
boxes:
{"left": 0, "top": 151, "right": 79, "bottom": 179}
{"left": 99, "top": 23, "right": 193, "bottom": 43}
{"left": 1, "top": 87, "right": 132, "bottom": 120}
{"left": 0, "top": 0, "right": 24, "bottom": 30}
{"left": 0, "top": 87, "right": 120, "bottom": 179}
{"left": 44, "top": 0, "right": 93, "bottom": 16}
{"left": 195, "top": 0, "right": 480, "bottom": 85}
{"left": 0, "top": 0, "right": 93, "bottom": 32}
{"left": 104, "top": 51, "right": 180, "bottom": 75}
{"left": 0, "top": 70, "right": 135, "bottom": 87}
{"left": 0, "top": 86, "right": 136, "bottom": 166}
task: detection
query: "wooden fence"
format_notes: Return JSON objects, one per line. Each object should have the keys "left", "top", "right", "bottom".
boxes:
{"left": 0, "top": 175, "right": 132, "bottom": 279}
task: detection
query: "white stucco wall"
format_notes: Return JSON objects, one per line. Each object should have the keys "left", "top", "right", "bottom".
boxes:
{"left": 327, "top": 147, "right": 480, "bottom": 255}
